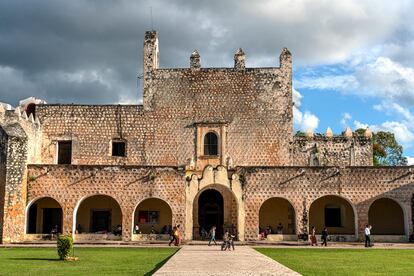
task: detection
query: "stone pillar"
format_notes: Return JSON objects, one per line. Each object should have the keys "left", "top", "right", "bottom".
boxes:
{"left": 234, "top": 48, "right": 245, "bottom": 70}
{"left": 143, "top": 30, "right": 159, "bottom": 110}
{"left": 190, "top": 50, "right": 201, "bottom": 69}
{"left": 63, "top": 205, "right": 74, "bottom": 236}
{"left": 357, "top": 203, "right": 369, "bottom": 241}
{"left": 122, "top": 206, "right": 133, "bottom": 241}
{"left": 0, "top": 129, "right": 28, "bottom": 243}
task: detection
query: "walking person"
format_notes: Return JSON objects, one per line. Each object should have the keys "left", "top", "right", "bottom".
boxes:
{"left": 228, "top": 233, "right": 235, "bottom": 251}
{"left": 221, "top": 231, "right": 229, "bottom": 251}
{"left": 365, "top": 224, "right": 372, "bottom": 247}
{"left": 310, "top": 226, "right": 317, "bottom": 246}
{"left": 175, "top": 224, "right": 181, "bottom": 246}
{"left": 169, "top": 225, "right": 177, "bottom": 246}
{"left": 208, "top": 225, "right": 217, "bottom": 246}
{"left": 321, "top": 227, "right": 328, "bottom": 246}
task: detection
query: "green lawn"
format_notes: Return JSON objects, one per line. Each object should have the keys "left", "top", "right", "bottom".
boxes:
{"left": 0, "top": 247, "right": 178, "bottom": 275}
{"left": 256, "top": 248, "right": 414, "bottom": 276}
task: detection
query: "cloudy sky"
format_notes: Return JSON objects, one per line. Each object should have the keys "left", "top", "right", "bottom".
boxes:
{"left": 1, "top": 0, "right": 414, "bottom": 161}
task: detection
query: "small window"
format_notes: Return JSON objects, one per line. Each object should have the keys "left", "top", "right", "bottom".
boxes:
{"left": 25, "top": 103, "right": 36, "bottom": 119}
{"left": 325, "top": 207, "right": 341, "bottom": 227}
{"left": 138, "top": 210, "right": 160, "bottom": 224}
{"left": 204, "top": 132, "right": 218, "bottom": 156}
{"left": 57, "top": 141, "right": 72, "bottom": 164}
{"left": 112, "top": 141, "right": 126, "bottom": 157}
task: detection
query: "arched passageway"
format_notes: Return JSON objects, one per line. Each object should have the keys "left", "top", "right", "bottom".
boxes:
{"left": 192, "top": 186, "right": 238, "bottom": 240}
{"left": 26, "top": 197, "right": 62, "bottom": 234}
{"left": 259, "top": 197, "right": 296, "bottom": 235}
{"left": 198, "top": 189, "right": 224, "bottom": 238}
{"left": 74, "top": 195, "right": 122, "bottom": 235}
{"left": 309, "top": 195, "right": 356, "bottom": 235}
{"left": 133, "top": 198, "right": 172, "bottom": 234}
{"left": 369, "top": 198, "right": 405, "bottom": 235}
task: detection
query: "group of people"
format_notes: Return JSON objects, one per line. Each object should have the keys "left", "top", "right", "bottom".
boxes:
{"left": 134, "top": 224, "right": 172, "bottom": 235}
{"left": 168, "top": 224, "right": 181, "bottom": 246}
{"left": 205, "top": 225, "right": 236, "bottom": 251}
{"left": 221, "top": 230, "right": 236, "bottom": 251}
{"left": 259, "top": 223, "right": 284, "bottom": 239}
{"left": 310, "top": 226, "right": 328, "bottom": 246}
{"left": 310, "top": 225, "right": 374, "bottom": 247}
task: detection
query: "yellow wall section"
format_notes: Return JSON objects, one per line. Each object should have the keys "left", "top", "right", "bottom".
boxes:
{"left": 76, "top": 195, "right": 122, "bottom": 233}
{"left": 134, "top": 198, "right": 172, "bottom": 234}
{"left": 309, "top": 195, "right": 355, "bottom": 234}
{"left": 259, "top": 198, "right": 295, "bottom": 234}
{"left": 369, "top": 198, "right": 404, "bottom": 235}
{"left": 32, "top": 197, "right": 62, "bottom": 233}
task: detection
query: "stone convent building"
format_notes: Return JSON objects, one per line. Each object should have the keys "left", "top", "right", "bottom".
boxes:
{"left": 1, "top": 31, "right": 413, "bottom": 244}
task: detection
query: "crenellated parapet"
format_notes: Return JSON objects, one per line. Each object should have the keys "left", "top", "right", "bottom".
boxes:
{"left": 293, "top": 127, "right": 373, "bottom": 167}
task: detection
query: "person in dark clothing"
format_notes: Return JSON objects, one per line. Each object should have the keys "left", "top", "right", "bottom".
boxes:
{"left": 321, "top": 227, "right": 328, "bottom": 246}
{"left": 169, "top": 225, "right": 177, "bottom": 246}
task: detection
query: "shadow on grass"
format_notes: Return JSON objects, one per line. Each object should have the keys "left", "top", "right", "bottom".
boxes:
{"left": 144, "top": 249, "right": 180, "bottom": 276}
{"left": 8, "top": 257, "right": 61, "bottom": 262}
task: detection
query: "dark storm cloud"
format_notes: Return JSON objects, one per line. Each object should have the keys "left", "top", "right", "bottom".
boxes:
{"left": 0, "top": 0, "right": 408, "bottom": 106}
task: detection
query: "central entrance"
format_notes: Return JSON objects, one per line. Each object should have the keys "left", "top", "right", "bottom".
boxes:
{"left": 198, "top": 189, "right": 224, "bottom": 239}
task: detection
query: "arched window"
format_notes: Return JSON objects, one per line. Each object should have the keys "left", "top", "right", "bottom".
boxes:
{"left": 204, "top": 132, "right": 218, "bottom": 156}
{"left": 25, "top": 103, "right": 36, "bottom": 119}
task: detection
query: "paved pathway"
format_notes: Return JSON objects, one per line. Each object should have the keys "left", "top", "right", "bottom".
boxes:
{"left": 154, "top": 245, "right": 300, "bottom": 276}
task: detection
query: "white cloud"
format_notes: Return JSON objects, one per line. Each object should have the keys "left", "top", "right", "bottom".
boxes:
{"left": 296, "top": 57, "right": 414, "bottom": 106}
{"left": 293, "top": 88, "right": 319, "bottom": 131}
{"left": 295, "top": 75, "right": 358, "bottom": 91}
{"left": 356, "top": 57, "right": 414, "bottom": 104}
{"left": 301, "top": 111, "right": 320, "bottom": 131}
{"left": 406, "top": 156, "right": 414, "bottom": 165}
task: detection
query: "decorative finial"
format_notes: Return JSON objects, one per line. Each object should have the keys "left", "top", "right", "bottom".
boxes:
{"left": 326, "top": 127, "right": 333, "bottom": 138}
{"left": 344, "top": 127, "right": 353, "bottom": 138}
{"left": 364, "top": 127, "right": 372, "bottom": 138}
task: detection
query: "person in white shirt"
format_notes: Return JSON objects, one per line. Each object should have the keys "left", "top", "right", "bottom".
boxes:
{"left": 364, "top": 224, "right": 372, "bottom": 247}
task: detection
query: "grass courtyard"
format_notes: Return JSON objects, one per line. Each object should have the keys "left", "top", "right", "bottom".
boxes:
{"left": 256, "top": 248, "right": 414, "bottom": 276}
{"left": 0, "top": 247, "right": 178, "bottom": 275}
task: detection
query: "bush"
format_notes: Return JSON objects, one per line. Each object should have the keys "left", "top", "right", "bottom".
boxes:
{"left": 57, "top": 235, "right": 73, "bottom": 260}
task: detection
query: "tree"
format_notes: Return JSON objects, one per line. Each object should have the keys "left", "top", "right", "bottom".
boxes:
{"left": 355, "top": 129, "right": 408, "bottom": 166}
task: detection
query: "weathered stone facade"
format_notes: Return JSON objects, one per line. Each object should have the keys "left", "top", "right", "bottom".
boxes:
{"left": 0, "top": 30, "right": 412, "bottom": 243}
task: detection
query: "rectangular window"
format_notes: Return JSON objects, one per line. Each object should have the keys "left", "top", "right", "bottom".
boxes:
{"left": 112, "top": 141, "right": 126, "bottom": 157}
{"left": 57, "top": 141, "right": 72, "bottom": 164}
{"left": 138, "top": 211, "right": 159, "bottom": 224}
{"left": 325, "top": 207, "right": 341, "bottom": 227}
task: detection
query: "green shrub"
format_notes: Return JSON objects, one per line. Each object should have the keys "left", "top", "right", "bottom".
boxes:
{"left": 57, "top": 235, "right": 73, "bottom": 260}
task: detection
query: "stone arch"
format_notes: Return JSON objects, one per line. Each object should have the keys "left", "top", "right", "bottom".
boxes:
{"left": 193, "top": 185, "right": 237, "bottom": 239}
{"left": 309, "top": 195, "right": 357, "bottom": 238}
{"left": 259, "top": 197, "right": 296, "bottom": 235}
{"left": 25, "top": 196, "right": 63, "bottom": 235}
{"left": 368, "top": 197, "right": 405, "bottom": 235}
{"left": 132, "top": 197, "right": 173, "bottom": 234}
{"left": 73, "top": 194, "right": 122, "bottom": 239}
{"left": 185, "top": 165, "right": 245, "bottom": 240}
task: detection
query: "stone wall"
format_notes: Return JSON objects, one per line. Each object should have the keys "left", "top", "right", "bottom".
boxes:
{"left": 23, "top": 164, "right": 414, "bottom": 242}
{"left": 243, "top": 166, "right": 414, "bottom": 241}
{"left": 292, "top": 135, "right": 373, "bottom": 166}
{"left": 26, "top": 165, "right": 186, "bottom": 241}
{"left": 0, "top": 127, "right": 7, "bottom": 243}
